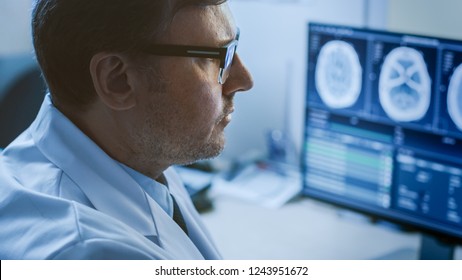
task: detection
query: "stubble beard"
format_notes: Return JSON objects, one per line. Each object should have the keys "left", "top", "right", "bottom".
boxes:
{"left": 133, "top": 105, "right": 226, "bottom": 169}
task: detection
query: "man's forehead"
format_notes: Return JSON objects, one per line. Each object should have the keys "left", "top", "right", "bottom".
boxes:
{"left": 163, "top": 4, "right": 236, "bottom": 46}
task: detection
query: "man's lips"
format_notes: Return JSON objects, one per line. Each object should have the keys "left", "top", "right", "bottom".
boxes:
{"left": 220, "top": 107, "right": 234, "bottom": 124}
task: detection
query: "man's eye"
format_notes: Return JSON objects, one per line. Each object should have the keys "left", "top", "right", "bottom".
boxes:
{"left": 198, "top": 57, "right": 217, "bottom": 66}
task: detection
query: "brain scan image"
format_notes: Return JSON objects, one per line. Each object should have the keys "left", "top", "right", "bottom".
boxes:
{"left": 315, "top": 40, "right": 362, "bottom": 109}
{"left": 447, "top": 63, "right": 462, "bottom": 131}
{"left": 379, "top": 46, "right": 431, "bottom": 122}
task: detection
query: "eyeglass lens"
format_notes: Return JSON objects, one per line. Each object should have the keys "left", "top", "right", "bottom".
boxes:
{"left": 220, "top": 44, "right": 237, "bottom": 84}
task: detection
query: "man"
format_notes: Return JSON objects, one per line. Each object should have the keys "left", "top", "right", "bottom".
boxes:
{"left": 0, "top": 0, "right": 253, "bottom": 259}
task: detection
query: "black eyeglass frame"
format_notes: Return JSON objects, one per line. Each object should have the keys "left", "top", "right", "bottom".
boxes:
{"left": 142, "top": 28, "right": 240, "bottom": 84}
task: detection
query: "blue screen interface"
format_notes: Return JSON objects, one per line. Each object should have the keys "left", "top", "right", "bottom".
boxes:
{"left": 303, "top": 23, "right": 462, "bottom": 240}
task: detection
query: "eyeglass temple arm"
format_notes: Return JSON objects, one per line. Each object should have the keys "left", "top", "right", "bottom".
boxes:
{"left": 144, "top": 45, "right": 226, "bottom": 60}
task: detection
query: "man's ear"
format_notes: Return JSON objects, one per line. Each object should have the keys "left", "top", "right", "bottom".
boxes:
{"left": 89, "top": 52, "right": 137, "bottom": 110}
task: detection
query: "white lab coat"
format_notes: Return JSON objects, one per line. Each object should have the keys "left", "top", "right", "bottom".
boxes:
{"left": 0, "top": 94, "right": 222, "bottom": 259}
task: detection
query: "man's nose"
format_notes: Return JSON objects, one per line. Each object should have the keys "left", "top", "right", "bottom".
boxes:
{"left": 223, "top": 54, "right": 254, "bottom": 95}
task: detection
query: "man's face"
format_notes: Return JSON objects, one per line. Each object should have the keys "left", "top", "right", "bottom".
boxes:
{"left": 130, "top": 3, "right": 253, "bottom": 169}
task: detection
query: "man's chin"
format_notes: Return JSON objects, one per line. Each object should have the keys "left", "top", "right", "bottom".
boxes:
{"left": 195, "top": 141, "right": 225, "bottom": 162}
{"left": 174, "top": 139, "right": 225, "bottom": 166}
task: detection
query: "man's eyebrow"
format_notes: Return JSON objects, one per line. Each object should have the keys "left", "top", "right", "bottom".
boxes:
{"left": 216, "top": 29, "right": 238, "bottom": 46}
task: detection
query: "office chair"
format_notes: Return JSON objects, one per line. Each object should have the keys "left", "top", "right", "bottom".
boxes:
{"left": 0, "top": 54, "right": 47, "bottom": 148}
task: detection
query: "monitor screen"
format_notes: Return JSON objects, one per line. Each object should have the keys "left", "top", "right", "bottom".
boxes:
{"left": 303, "top": 22, "right": 462, "bottom": 242}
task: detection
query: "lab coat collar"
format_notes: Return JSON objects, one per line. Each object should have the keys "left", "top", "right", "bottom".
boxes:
{"left": 31, "top": 95, "right": 158, "bottom": 238}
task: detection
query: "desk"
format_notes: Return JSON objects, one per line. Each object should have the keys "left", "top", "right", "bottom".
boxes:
{"left": 201, "top": 194, "right": 462, "bottom": 260}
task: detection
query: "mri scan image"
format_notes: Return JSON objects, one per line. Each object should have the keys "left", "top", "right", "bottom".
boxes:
{"left": 447, "top": 63, "right": 462, "bottom": 131}
{"left": 379, "top": 46, "right": 431, "bottom": 122}
{"left": 315, "top": 40, "right": 362, "bottom": 109}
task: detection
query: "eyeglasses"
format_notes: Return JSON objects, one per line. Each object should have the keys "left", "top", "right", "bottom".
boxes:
{"left": 142, "top": 28, "right": 240, "bottom": 84}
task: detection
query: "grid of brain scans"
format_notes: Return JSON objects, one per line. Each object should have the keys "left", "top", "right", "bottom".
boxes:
{"left": 307, "top": 23, "right": 462, "bottom": 138}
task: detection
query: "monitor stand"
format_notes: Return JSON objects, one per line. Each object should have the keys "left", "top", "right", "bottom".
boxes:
{"left": 419, "top": 234, "right": 455, "bottom": 260}
{"left": 373, "top": 234, "right": 456, "bottom": 260}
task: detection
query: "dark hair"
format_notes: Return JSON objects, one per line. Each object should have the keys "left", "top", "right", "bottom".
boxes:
{"left": 32, "top": 0, "right": 226, "bottom": 109}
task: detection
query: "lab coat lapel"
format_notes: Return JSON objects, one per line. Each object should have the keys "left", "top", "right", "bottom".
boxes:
{"left": 144, "top": 194, "right": 205, "bottom": 259}
{"left": 168, "top": 189, "right": 222, "bottom": 259}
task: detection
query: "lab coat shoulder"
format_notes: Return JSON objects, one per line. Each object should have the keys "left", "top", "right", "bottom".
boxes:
{"left": 1, "top": 130, "right": 93, "bottom": 206}
{"left": 1, "top": 130, "right": 61, "bottom": 194}
{"left": 0, "top": 174, "right": 172, "bottom": 259}
{"left": 53, "top": 201, "right": 173, "bottom": 260}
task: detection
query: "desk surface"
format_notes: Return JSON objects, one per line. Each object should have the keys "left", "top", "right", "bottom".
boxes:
{"left": 201, "top": 194, "right": 462, "bottom": 260}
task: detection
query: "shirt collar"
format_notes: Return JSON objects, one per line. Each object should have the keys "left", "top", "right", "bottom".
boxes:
{"left": 119, "top": 163, "right": 174, "bottom": 217}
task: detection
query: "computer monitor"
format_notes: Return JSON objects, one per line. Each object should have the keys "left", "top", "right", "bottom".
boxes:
{"left": 302, "top": 22, "right": 462, "bottom": 259}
